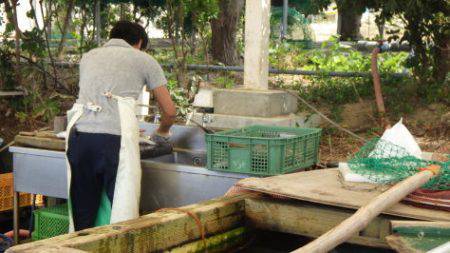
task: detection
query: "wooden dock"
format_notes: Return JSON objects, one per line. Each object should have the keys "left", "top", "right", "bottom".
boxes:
{"left": 7, "top": 170, "right": 449, "bottom": 253}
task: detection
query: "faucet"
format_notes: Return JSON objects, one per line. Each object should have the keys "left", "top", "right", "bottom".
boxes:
{"left": 153, "top": 106, "right": 161, "bottom": 124}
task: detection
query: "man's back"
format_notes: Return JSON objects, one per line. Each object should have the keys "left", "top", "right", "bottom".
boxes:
{"left": 75, "top": 39, "right": 166, "bottom": 135}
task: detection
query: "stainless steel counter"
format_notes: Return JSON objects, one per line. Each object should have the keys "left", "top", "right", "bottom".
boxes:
{"left": 10, "top": 146, "right": 246, "bottom": 212}
{"left": 9, "top": 123, "right": 248, "bottom": 243}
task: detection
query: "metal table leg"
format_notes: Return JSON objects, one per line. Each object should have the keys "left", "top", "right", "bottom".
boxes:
{"left": 13, "top": 191, "right": 20, "bottom": 244}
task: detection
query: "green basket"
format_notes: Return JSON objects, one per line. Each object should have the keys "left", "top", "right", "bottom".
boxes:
{"left": 32, "top": 204, "right": 69, "bottom": 241}
{"left": 206, "top": 125, "right": 322, "bottom": 176}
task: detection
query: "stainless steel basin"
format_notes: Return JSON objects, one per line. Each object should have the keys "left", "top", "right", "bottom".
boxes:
{"left": 147, "top": 149, "right": 207, "bottom": 167}
{"left": 137, "top": 123, "right": 247, "bottom": 213}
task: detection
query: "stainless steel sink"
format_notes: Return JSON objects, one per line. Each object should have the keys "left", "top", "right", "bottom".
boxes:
{"left": 138, "top": 123, "right": 247, "bottom": 213}
{"left": 147, "top": 149, "right": 207, "bottom": 167}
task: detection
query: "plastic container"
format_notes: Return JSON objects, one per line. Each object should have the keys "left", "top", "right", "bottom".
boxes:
{"left": 206, "top": 125, "right": 322, "bottom": 176}
{"left": 0, "top": 173, "right": 41, "bottom": 212}
{"left": 32, "top": 204, "right": 69, "bottom": 240}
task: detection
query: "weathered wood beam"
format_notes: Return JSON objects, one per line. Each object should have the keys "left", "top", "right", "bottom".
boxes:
{"left": 0, "top": 91, "right": 25, "bottom": 97}
{"left": 245, "top": 197, "right": 393, "bottom": 249}
{"left": 14, "top": 135, "right": 65, "bottom": 151}
{"left": 8, "top": 194, "right": 254, "bottom": 253}
{"left": 391, "top": 221, "right": 450, "bottom": 231}
{"left": 385, "top": 235, "right": 422, "bottom": 253}
{"left": 6, "top": 246, "right": 87, "bottom": 253}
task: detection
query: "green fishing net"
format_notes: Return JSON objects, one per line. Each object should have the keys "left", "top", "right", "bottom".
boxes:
{"left": 348, "top": 138, "right": 450, "bottom": 190}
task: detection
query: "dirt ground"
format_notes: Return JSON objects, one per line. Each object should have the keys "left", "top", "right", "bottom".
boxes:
{"left": 0, "top": 101, "right": 49, "bottom": 144}
{"left": 319, "top": 131, "right": 450, "bottom": 164}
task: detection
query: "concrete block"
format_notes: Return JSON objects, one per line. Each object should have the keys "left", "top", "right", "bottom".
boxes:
{"left": 213, "top": 89, "right": 298, "bottom": 117}
{"left": 192, "top": 88, "right": 214, "bottom": 108}
{"left": 187, "top": 112, "right": 307, "bottom": 130}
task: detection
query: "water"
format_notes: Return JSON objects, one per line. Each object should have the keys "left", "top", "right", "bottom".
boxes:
{"left": 237, "top": 230, "right": 394, "bottom": 253}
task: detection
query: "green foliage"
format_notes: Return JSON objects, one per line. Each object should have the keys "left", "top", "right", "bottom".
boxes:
{"left": 165, "top": 72, "right": 191, "bottom": 116}
{"left": 147, "top": 0, "right": 219, "bottom": 38}
{"left": 9, "top": 84, "right": 62, "bottom": 123}
{"left": 0, "top": 3, "right": 63, "bottom": 124}
{"left": 213, "top": 75, "right": 234, "bottom": 89}
{"left": 138, "top": 0, "right": 218, "bottom": 88}
{"left": 270, "top": 7, "right": 313, "bottom": 40}
{"left": 376, "top": 0, "right": 449, "bottom": 84}
{"left": 271, "top": 37, "right": 424, "bottom": 119}
{"left": 0, "top": 47, "right": 15, "bottom": 90}
{"left": 289, "top": 0, "right": 332, "bottom": 15}
{"left": 21, "top": 28, "right": 47, "bottom": 58}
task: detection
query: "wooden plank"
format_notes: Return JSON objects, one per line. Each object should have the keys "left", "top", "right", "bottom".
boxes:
{"left": 14, "top": 135, "right": 65, "bottom": 151}
{"left": 386, "top": 233, "right": 450, "bottom": 253}
{"left": 0, "top": 90, "right": 25, "bottom": 97}
{"left": 237, "top": 169, "right": 450, "bottom": 221}
{"left": 7, "top": 194, "right": 254, "bottom": 253}
{"left": 391, "top": 221, "right": 450, "bottom": 231}
{"left": 245, "top": 197, "right": 393, "bottom": 249}
{"left": 5, "top": 246, "right": 87, "bottom": 253}
{"left": 385, "top": 235, "right": 422, "bottom": 253}
{"left": 18, "top": 131, "right": 59, "bottom": 139}
{"left": 386, "top": 221, "right": 450, "bottom": 253}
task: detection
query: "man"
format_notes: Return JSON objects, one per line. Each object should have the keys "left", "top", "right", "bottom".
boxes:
{"left": 66, "top": 21, "right": 176, "bottom": 231}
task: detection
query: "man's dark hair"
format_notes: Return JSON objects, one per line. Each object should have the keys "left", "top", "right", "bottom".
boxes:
{"left": 110, "top": 21, "right": 148, "bottom": 50}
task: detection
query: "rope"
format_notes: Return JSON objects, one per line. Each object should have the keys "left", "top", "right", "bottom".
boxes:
{"left": 285, "top": 90, "right": 368, "bottom": 143}
{"left": 157, "top": 207, "right": 207, "bottom": 252}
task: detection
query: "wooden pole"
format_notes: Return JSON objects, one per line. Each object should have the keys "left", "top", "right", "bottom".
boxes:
{"left": 371, "top": 46, "right": 389, "bottom": 128}
{"left": 292, "top": 165, "right": 441, "bottom": 253}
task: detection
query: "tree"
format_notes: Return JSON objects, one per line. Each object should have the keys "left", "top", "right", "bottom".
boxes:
{"left": 210, "top": 0, "right": 244, "bottom": 65}
{"left": 57, "top": 0, "right": 76, "bottom": 59}
{"left": 336, "top": 0, "right": 366, "bottom": 41}
{"left": 139, "top": 0, "right": 218, "bottom": 89}
{"left": 376, "top": 0, "right": 449, "bottom": 84}
{"left": 3, "top": 0, "right": 22, "bottom": 86}
{"left": 288, "top": 0, "right": 370, "bottom": 41}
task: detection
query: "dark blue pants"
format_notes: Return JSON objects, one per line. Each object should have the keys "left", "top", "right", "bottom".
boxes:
{"left": 67, "top": 129, "right": 121, "bottom": 231}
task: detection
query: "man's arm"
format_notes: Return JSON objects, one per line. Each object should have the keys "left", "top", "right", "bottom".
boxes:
{"left": 153, "top": 86, "right": 176, "bottom": 135}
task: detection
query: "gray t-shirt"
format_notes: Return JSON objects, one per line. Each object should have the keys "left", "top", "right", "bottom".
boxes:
{"left": 75, "top": 39, "right": 167, "bottom": 135}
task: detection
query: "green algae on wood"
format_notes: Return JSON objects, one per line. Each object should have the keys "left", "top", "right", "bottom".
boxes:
{"left": 167, "top": 227, "right": 249, "bottom": 253}
{"left": 7, "top": 194, "right": 253, "bottom": 253}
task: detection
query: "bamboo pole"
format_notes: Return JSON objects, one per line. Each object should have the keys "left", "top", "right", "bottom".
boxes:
{"left": 292, "top": 165, "right": 441, "bottom": 253}
{"left": 371, "top": 46, "right": 389, "bottom": 128}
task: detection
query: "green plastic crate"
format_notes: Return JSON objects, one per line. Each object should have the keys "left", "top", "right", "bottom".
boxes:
{"left": 206, "top": 125, "right": 322, "bottom": 176}
{"left": 32, "top": 204, "right": 69, "bottom": 241}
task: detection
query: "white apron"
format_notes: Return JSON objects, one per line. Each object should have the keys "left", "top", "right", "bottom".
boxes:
{"left": 65, "top": 94, "right": 141, "bottom": 232}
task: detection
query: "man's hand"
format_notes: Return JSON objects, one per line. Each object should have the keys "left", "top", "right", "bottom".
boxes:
{"left": 153, "top": 86, "right": 176, "bottom": 134}
{"left": 150, "top": 131, "right": 171, "bottom": 146}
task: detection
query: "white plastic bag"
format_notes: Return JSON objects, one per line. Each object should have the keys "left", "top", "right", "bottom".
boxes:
{"left": 372, "top": 118, "right": 422, "bottom": 158}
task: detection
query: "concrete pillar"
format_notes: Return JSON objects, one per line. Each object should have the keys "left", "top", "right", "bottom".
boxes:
{"left": 244, "top": 0, "right": 271, "bottom": 90}
{"left": 95, "top": 0, "right": 101, "bottom": 45}
{"left": 281, "top": 0, "right": 289, "bottom": 39}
